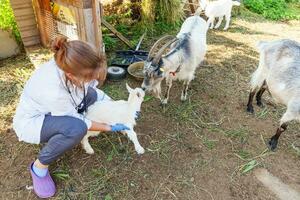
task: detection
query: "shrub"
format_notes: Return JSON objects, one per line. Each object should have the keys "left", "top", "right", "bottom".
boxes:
{"left": 244, "top": 0, "right": 298, "bottom": 20}
{"left": 0, "top": 0, "right": 21, "bottom": 44}
{"left": 141, "top": 0, "right": 183, "bottom": 25}
{"left": 285, "top": 0, "right": 300, "bottom": 3}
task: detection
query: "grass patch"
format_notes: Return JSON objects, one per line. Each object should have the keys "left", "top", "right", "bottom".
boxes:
{"left": 102, "top": 82, "right": 129, "bottom": 100}
{"left": 236, "top": 149, "right": 252, "bottom": 160}
{"left": 203, "top": 137, "right": 217, "bottom": 150}
{"left": 52, "top": 169, "right": 70, "bottom": 181}
{"left": 244, "top": 0, "right": 300, "bottom": 20}
{"left": 224, "top": 127, "right": 249, "bottom": 143}
{"left": 164, "top": 101, "right": 203, "bottom": 122}
{"left": 256, "top": 107, "right": 269, "bottom": 119}
{"left": 291, "top": 142, "right": 300, "bottom": 157}
{"left": 148, "top": 138, "right": 171, "bottom": 160}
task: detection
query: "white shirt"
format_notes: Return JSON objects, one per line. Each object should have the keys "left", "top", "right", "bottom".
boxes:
{"left": 13, "top": 58, "right": 110, "bottom": 144}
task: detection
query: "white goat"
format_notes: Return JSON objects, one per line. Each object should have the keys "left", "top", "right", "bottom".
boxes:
{"left": 81, "top": 84, "right": 145, "bottom": 155}
{"left": 141, "top": 16, "right": 207, "bottom": 104}
{"left": 195, "top": 0, "right": 240, "bottom": 30}
{"left": 247, "top": 39, "right": 300, "bottom": 151}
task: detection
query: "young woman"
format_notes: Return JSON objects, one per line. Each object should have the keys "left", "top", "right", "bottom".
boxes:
{"left": 13, "top": 36, "right": 130, "bottom": 198}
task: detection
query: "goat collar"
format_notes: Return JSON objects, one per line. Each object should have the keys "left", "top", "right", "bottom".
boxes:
{"left": 169, "top": 65, "right": 181, "bottom": 76}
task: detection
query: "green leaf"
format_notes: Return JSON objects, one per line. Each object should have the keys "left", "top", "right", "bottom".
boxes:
{"left": 241, "top": 160, "right": 259, "bottom": 174}
{"left": 52, "top": 170, "right": 70, "bottom": 180}
{"left": 144, "top": 95, "right": 154, "bottom": 102}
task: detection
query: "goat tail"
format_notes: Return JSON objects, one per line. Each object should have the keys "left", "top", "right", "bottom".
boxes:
{"left": 232, "top": 1, "right": 241, "bottom": 6}
{"left": 250, "top": 65, "right": 266, "bottom": 91}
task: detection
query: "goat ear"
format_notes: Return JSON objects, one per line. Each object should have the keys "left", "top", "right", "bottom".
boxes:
{"left": 126, "top": 83, "right": 133, "bottom": 92}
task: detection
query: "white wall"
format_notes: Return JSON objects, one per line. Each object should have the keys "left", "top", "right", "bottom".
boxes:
{"left": 0, "top": 29, "right": 20, "bottom": 59}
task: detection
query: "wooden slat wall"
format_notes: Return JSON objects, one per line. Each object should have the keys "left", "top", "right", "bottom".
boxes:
{"left": 10, "top": 0, "right": 40, "bottom": 47}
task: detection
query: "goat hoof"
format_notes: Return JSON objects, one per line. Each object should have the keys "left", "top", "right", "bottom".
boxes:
{"left": 181, "top": 96, "right": 187, "bottom": 102}
{"left": 257, "top": 102, "right": 264, "bottom": 108}
{"left": 268, "top": 137, "right": 278, "bottom": 151}
{"left": 161, "top": 99, "right": 168, "bottom": 105}
{"left": 246, "top": 106, "right": 254, "bottom": 114}
{"left": 85, "top": 149, "right": 95, "bottom": 155}
{"left": 136, "top": 147, "right": 145, "bottom": 154}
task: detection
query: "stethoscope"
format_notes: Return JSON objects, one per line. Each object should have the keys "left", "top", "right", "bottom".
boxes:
{"left": 56, "top": 67, "right": 87, "bottom": 114}
{"left": 65, "top": 79, "right": 87, "bottom": 114}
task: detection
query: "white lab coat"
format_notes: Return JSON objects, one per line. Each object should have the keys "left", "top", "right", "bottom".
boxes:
{"left": 13, "top": 58, "right": 110, "bottom": 144}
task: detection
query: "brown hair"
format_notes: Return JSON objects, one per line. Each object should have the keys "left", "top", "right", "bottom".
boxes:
{"left": 51, "top": 36, "right": 105, "bottom": 82}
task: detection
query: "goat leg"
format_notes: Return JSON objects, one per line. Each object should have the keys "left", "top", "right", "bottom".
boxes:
{"left": 268, "top": 107, "right": 295, "bottom": 150}
{"left": 214, "top": 16, "right": 223, "bottom": 29}
{"left": 207, "top": 17, "right": 215, "bottom": 29}
{"left": 181, "top": 80, "right": 190, "bottom": 101}
{"left": 246, "top": 89, "right": 256, "bottom": 113}
{"left": 224, "top": 14, "right": 231, "bottom": 30}
{"left": 256, "top": 81, "right": 267, "bottom": 107}
{"left": 81, "top": 134, "right": 94, "bottom": 154}
{"left": 268, "top": 123, "right": 287, "bottom": 151}
{"left": 123, "top": 129, "right": 145, "bottom": 154}
{"left": 152, "top": 82, "right": 163, "bottom": 102}
{"left": 162, "top": 78, "right": 172, "bottom": 105}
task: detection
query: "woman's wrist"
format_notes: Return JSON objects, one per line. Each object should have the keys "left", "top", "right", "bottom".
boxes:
{"left": 89, "top": 121, "right": 112, "bottom": 132}
{"left": 105, "top": 124, "right": 112, "bottom": 132}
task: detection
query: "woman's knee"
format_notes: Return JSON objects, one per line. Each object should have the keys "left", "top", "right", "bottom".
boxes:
{"left": 41, "top": 115, "right": 87, "bottom": 143}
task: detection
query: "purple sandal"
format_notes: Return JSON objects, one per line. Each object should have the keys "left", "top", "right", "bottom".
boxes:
{"left": 29, "top": 162, "right": 56, "bottom": 198}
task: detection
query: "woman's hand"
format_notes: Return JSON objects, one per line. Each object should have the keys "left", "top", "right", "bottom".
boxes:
{"left": 89, "top": 121, "right": 130, "bottom": 132}
{"left": 110, "top": 123, "right": 130, "bottom": 132}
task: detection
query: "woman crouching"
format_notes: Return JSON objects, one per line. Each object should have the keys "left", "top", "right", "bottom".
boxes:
{"left": 13, "top": 36, "right": 129, "bottom": 198}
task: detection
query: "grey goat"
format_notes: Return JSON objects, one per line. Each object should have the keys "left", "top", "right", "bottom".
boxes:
{"left": 247, "top": 39, "right": 300, "bottom": 150}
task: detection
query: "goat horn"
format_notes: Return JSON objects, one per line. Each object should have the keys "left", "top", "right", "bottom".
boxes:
{"left": 152, "top": 38, "right": 178, "bottom": 65}
{"left": 147, "top": 35, "right": 176, "bottom": 61}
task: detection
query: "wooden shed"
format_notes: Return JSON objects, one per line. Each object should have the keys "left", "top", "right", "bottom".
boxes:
{"left": 10, "top": 0, "right": 104, "bottom": 51}
{"left": 10, "top": 0, "right": 107, "bottom": 83}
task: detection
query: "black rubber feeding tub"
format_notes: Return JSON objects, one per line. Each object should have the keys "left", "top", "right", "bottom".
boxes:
{"left": 111, "top": 32, "right": 148, "bottom": 68}
{"left": 107, "top": 33, "right": 148, "bottom": 81}
{"left": 111, "top": 50, "right": 148, "bottom": 68}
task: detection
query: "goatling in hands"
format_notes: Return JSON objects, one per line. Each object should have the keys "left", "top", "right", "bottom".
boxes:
{"left": 247, "top": 39, "right": 300, "bottom": 151}
{"left": 81, "top": 84, "right": 145, "bottom": 155}
{"left": 196, "top": 0, "right": 240, "bottom": 30}
{"left": 141, "top": 16, "right": 207, "bottom": 104}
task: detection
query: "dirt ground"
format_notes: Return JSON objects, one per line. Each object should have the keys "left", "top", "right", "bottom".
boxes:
{"left": 0, "top": 10, "right": 299, "bottom": 200}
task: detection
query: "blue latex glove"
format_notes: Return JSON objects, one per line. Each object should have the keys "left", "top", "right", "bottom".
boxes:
{"left": 135, "top": 111, "right": 141, "bottom": 120}
{"left": 110, "top": 123, "right": 130, "bottom": 132}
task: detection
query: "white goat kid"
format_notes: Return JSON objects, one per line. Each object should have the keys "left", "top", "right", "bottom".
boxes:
{"left": 196, "top": 0, "right": 240, "bottom": 30}
{"left": 81, "top": 84, "right": 145, "bottom": 155}
{"left": 141, "top": 16, "right": 207, "bottom": 104}
{"left": 247, "top": 39, "right": 300, "bottom": 151}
